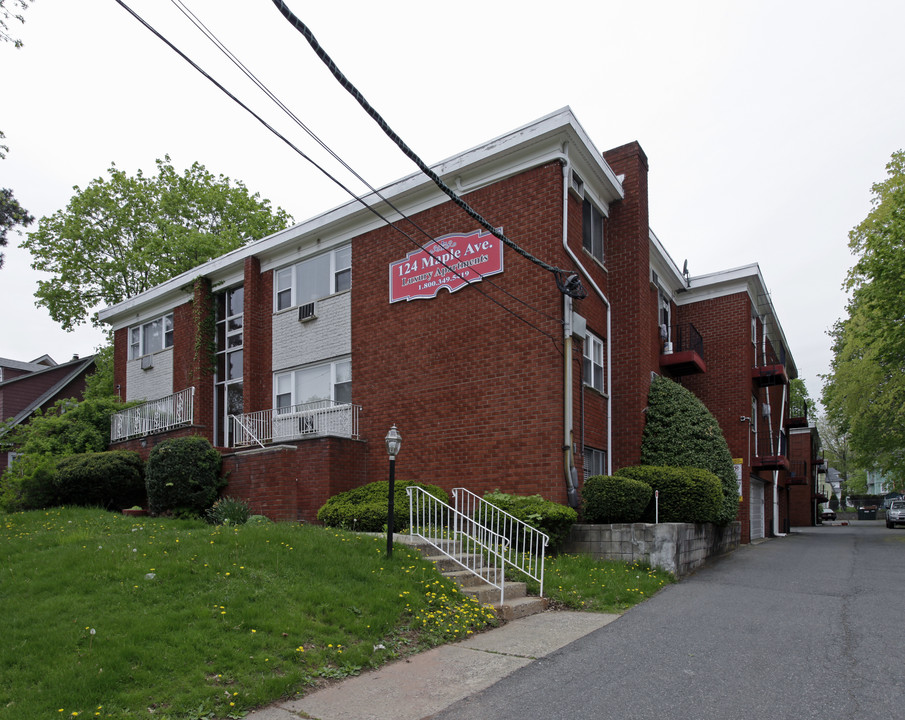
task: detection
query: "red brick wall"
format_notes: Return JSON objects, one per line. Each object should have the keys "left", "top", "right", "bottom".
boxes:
{"left": 189, "top": 278, "right": 215, "bottom": 443}
{"left": 602, "top": 142, "right": 655, "bottom": 472}
{"left": 113, "top": 327, "right": 128, "bottom": 401}
{"left": 243, "top": 256, "right": 272, "bottom": 414}
{"left": 221, "top": 438, "right": 367, "bottom": 522}
{"left": 352, "top": 162, "right": 580, "bottom": 504}
{"left": 678, "top": 292, "right": 753, "bottom": 539}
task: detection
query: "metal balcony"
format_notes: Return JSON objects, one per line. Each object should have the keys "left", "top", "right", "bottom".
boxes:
{"left": 660, "top": 323, "right": 707, "bottom": 376}
{"left": 752, "top": 346, "right": 789, "bottom": 387}
{"left": 752, "top": 432, "right": 790, "bottom": 472}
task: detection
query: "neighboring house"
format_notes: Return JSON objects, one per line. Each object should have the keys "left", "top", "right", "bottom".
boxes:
{"left": 98, "top": 107, "right": 809, "bottom": 542}
{"left": 0, "top": 354, "right": 98, "bottom": 469}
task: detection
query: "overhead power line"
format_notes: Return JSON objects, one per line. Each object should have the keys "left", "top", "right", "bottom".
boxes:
{"left": 269, "top": 0, "right": 585, "bottom": 293}
{"left": 112, "top": 0, "right": 566, "bottom": 342}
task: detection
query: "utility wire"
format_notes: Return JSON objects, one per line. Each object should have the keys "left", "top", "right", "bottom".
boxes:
{"left": 112, "top": 0, "right": 563, "bottom": 342}
{"left": 167, "top": 0, "right": 562, "bottom": 327}
{"left": 269, "top": 0, "right": 571, "bottom": 278}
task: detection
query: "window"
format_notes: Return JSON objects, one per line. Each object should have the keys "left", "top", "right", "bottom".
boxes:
{"left": 275, "top": 245, "right": 351, "bottom": 311}
{"left": 274, "top": 357, "right": 351, "bottom": 410}
{"left": 129, "top": 313, "right": 174, "bottom": 359}
{"left": 215, "top": 287, "right": 243, "bottom": 446}
{"left": 583, "top": 447, "right": 606, "bottom": 481}
{"left": 583, "top": 331, "right": 606, "bottom": 394}
{"left": 582, "top": 198, "right": 605, "bottom": 264}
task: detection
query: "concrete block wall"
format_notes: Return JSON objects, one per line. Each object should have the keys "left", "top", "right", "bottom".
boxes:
{"left": 563, "top": 521, "right": 741, "bottom": 577}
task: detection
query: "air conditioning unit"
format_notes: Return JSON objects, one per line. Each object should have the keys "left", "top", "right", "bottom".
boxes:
{"left": 298, "top": 302, "right": 316, "bottom": 322}
{"left": 140, "top": 355, "right": 153, "bottom": 370}
{"left": 761, "top": 403, "right": 771, "bottom": 418}
{"left": 568, "top": 170, "right": 585, "bottom": 199}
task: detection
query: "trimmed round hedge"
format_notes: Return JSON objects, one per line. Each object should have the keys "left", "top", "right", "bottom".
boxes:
{"left": 317, "top": 480, "right": 449, "bottom": 532}
{"left": 581, "top": 474, "right": 652, "bottom": 524}
{"left": 55, "top": 450, "right": 145, "bottom": 510}
{"left": 641, "top": 376, "right": 739, "bottom": 525}
{"left": 615, "top": 465, "right": 722, "bottom": 524}
{"left": 145, "top": 436, "right": 224, "bottom": 516}
{"left": 481, "top": 490, "right": 578, "bottom": 552}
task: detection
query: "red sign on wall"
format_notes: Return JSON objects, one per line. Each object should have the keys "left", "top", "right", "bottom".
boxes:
{"left": 389, "top": 229, "right": 504, "bottom": 303}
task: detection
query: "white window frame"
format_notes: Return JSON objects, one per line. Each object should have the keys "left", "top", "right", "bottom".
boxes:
{"left": 274, "top": 244, "right": 351, "bottom": 311}
{"left": 583, "top": 447, "right": 607, "bottom": 481}
{"left": 273, "top": 357, "right": 352, "bottom": 410}
{"left": 583, "top": 331, "right": 606, "bottom": 395}
{"left": 582, "top": 197, "right": 605, "bottom": 265}
{"left": 129, "top": 313, "right": 174, "bottom": 360}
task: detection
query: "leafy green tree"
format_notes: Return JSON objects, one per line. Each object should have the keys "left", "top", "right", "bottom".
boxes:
{"left": 789, "top": 378, "right": 816, "bottom": 420}
{"left": 22, "top": 156, "right": 292, "bottom": 329}
{"left": 822, "top": 150, "right": 905, "bottom": 490}
{"left": 0, "top": 0, "right": 32, "bottom": 48}
{"left": 0, "top": 395, "right": 131, "bottom": 510}
{"left": 640, "top": 376, "right": 739, "bottom": 525}
{"left": 0, "top": 131, "right": 35, "bottom": 269}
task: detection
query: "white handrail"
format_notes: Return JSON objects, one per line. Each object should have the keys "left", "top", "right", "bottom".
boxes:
{"left": 407, "top": 486, "right": 510, "bottom": 603}
{"left": 407, "top": 486, "right": 549, "bottom": 604}
{"left": 452, "top": 488, "right": 548, "bottom": 597}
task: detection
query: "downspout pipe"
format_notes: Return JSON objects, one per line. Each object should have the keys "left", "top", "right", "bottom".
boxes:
{"left": 559, "top": 144, "right": 613, "bottom": 510}
{"left": 772, "top": 382, "right": 788, "bottom": 537}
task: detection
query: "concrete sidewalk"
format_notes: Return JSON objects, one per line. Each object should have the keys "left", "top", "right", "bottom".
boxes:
{"left": 245, "top": 610, "right": 618, "bottom": 720}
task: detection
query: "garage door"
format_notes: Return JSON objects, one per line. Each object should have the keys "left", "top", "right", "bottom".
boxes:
{"left": 750, "top": 480, "right": 765, "bottom": 540}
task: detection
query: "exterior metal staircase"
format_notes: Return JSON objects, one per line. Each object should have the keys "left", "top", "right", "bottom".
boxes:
{"left": 404, "top": 487, "right": 550, "bottom": 621}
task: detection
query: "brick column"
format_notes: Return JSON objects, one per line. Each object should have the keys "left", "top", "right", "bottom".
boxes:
{"left": 243, "top": 256, "right": 272, "bottom": 413}
{"left": 190, "top": 277, "right": 216, "bottom": 442}
{"left": 603, "top": 142, "right": 653, "bottom": 471}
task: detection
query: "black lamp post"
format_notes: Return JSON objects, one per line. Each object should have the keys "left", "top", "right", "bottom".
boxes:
{"left": 385, "top": 424, "right": 402, "bottom": 558}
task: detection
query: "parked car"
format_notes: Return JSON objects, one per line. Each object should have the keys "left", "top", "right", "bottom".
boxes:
{"left": 886, "top": 500, "right": 905, "bottom": 529}
{"left": 820, "top": 507, "right": 837, "bottom": 521}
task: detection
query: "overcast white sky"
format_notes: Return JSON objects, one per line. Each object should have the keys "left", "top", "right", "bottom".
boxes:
{"left": 2, "top": 0, "right": 903, "bottom": 408}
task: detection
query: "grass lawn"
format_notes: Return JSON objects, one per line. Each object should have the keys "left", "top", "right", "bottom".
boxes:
{"left": 0, "top": 507, "right": 674, "bottom": 720}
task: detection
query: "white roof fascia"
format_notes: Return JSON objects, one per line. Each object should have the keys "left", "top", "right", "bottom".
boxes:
{"left": 678, "top": 263, "right": 797, "bottom": 378}
{"left": 649, "top": 229, "right": 686, "bottom": 299}
{"left": 99, "top": 107, "right": 624, "bottom": 326}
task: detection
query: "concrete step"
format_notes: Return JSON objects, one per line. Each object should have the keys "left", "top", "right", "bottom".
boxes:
{"left": 495, "top": 595, "right": 550, "bottom": 621}
{"left": 461, "top": 579, "right": 527, "bottom": 605}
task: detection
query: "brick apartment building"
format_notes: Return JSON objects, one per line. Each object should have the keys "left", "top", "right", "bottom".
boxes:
{"left": 98, "top": 108, "right": 817, "bottom": 542}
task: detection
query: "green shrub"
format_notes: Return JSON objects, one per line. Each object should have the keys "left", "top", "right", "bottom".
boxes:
{"left": 145, "top": 436, "right": 224, "bottom": 516}
{"left": 0, "top": 455, "right": 59, "bottom": 512}
{"left": 0, "top": 395, "right": 135, "bottom": 512}
{"left": 481, "top": 490, "right": 578, "bottom": 552}
{"left": 581, "top": 475, "right": 653, "bottom": 524}
{"left": 55, "top": 451, "right": 145, "bottom": 510}
{"left": 206, "top": 496, "right": 251, "bottom": 525}
{"left": 317, "top": 480, "right": 449, "bottom": 532}
{"left": 642, "top": 376, "right": 739, "bottom": 524}
{"left": 616, "top": 465, "right": 723, "bottom": 524}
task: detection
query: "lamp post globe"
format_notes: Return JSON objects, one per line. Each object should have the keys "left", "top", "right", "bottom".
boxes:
{"left": 385, "top": 425, "right": 402, "bottom": 557}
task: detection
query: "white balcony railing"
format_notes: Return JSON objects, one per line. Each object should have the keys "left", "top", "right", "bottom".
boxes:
{"left": 110, "top": 387, "right": 195, "bottom": 443}
{"left": 230, "top": 400, "right": 360, "bottom": 448}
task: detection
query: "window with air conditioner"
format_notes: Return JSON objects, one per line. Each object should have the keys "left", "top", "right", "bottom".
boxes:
{"left": 274, "top": 357, "right": 351, "bottom": 410}
{"left": 129, "top": 313, "right": 174, "bottom": 360}
{"left": 274, "top": 244, "right": 351, "bottom": 311}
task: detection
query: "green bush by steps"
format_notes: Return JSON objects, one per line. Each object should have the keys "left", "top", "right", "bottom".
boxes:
{"left": 317, "top": 480, "right": 449, "bottom": 532}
